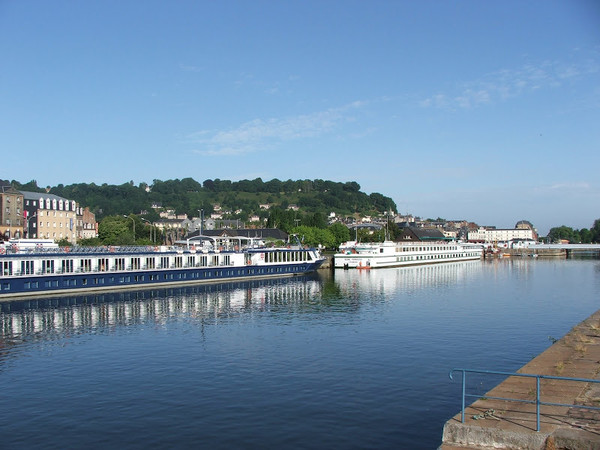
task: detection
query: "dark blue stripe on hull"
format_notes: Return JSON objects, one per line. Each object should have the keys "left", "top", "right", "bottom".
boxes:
{"left": 0, "top": 262, "right": 323, "bottom": 299}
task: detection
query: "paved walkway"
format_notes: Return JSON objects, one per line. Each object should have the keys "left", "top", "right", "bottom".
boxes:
{"left": 441, "top": 309, "right": 600, "bottom": 449}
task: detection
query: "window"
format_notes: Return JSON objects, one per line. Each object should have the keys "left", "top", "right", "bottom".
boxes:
{"left": 42, "top": 260, "right": 54, "bottom": 274}
{"left": 21, "top": 260, "right": 34, "bottom": 275}
{"left": 98, "top": 258, "right": 109, "bottom": 272}
{"left": 2, "top": 261, "right": 13, "bottom": 276}
{"left": 62, "top": 259, "right": 74, "bottom": 273}
{"left": 80, "top": 259, "right": 92, "bottom": 272}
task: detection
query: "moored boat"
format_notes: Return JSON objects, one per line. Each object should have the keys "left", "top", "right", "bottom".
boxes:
{"left": 334, "top": 240, "right": 482, "bottom": 269}
{"left": 0, "top": 236, "right": 325, "bottom": 300}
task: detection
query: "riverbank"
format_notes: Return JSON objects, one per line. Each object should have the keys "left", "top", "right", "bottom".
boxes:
{"left": 440, "top": 309, "right": 600, "bottom": 449}
{"left": 485, "top": 248, "right": 565, "bottom": 259}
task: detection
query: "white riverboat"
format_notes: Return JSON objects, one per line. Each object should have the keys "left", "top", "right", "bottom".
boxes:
{"left": 0, "top": 236, "right": 325, "bottom": 299}
{"left": 334, "top": 240, "right": 483, "bottom": 269}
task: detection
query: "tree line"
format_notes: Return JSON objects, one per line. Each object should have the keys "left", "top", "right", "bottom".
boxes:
{"left": 11, "top": 177, "right": 397, "bottom": 222}
{"left": 547, "top": 219, "right": 600, "bottom": 244}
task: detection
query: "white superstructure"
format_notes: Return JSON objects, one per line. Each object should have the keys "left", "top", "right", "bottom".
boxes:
{"left": 334, "top": 240, "right": 483, "bottom": 269}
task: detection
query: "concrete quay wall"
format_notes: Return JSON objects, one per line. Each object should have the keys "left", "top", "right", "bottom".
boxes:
{"left": 500, "top": 248, "right": 566, "bottom": 258}
{"left": 441, "top": 309, "right": 600, "bottom": 449}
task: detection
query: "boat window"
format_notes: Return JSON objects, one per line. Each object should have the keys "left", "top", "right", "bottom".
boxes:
{"left": 21, "top": 260, "right": 34, "bottom": 275}
{"left": 42, "top": 260, "right": 54, "bottom": 274}
{"left": 98, "top": 258, "right": 109, "bottom": 272}
{"left": 80, "top": 259, "right": 92, "bottom": 272}
{"left": 2, "top": 261, "right": 12, "bottom": 276}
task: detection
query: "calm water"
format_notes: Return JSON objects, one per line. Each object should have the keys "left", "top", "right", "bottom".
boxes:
{"left": 1, "top": 258, "right": 599, "bottom": 449}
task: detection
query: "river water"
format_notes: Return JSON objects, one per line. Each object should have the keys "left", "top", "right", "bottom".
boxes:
{"left": 1, "top": 258, "right": 599, "bottom": 449}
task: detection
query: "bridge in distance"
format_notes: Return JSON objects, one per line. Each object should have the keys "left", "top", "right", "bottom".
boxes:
{"left": 519, "top": 243, "right": 600, "bottom": 257}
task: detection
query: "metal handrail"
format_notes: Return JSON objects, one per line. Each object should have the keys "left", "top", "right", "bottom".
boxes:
{"left": 449, "top": 368, "right": 600, "bottom": 432}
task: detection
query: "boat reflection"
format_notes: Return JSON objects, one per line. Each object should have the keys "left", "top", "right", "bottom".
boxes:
{"left": 0, "top": 275, "right": 323, "bottom": 340}
{"left": 0, "top": 261, "right": 487, "bottom": 342}
{"left": 332, "top": 259, "right": 484, "bottom": 296}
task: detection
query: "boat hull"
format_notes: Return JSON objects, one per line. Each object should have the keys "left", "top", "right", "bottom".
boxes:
{"left": 334, "top": 241, "right": 483, "bottom": 269}
{"left": 0, "top": 246, "right": 324, "bottom": 300}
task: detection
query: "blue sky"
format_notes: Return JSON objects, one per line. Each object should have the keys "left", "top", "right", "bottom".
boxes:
{"left": 1, "top": 1, "right": 599, "bottom": 235}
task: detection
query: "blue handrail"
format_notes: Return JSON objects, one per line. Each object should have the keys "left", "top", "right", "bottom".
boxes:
{"left": 449, "top": 368, "right": 600, "bottom": 432}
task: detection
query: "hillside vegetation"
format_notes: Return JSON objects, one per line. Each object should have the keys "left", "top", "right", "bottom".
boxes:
{"left": 12, "top": 178, "right": 397, "bottom": 222}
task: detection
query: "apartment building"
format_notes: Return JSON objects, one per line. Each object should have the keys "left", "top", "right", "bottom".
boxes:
{"left": 21, "top": 191, "right": 78, "bottom": 244}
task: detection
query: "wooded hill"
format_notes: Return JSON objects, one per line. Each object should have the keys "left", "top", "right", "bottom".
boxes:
{"left": 12, "top": 178, "right": 397, "bottom": 222}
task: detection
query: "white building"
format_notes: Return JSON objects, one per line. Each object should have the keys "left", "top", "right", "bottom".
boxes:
{"left": 468, "top": 227, "right": 535, "bottom": 243}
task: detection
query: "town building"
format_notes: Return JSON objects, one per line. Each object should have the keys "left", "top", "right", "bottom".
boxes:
{"left": 76, "top": 206, "right": 98, "bottom": 240}
{"left": 467, "top": 225, "right": 536, "bottom": 243}
{"left": 397, "top": 226, "right": 450, "bottom": 242}
{"left": 0, "top": 182, "right": 25, "bottom": 240}
{"left": 21, "top": 191, "right": 78, "bottom": 243}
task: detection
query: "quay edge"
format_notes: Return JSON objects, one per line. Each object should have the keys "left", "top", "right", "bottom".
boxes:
{"left": 440, "top": 309, "right": 600, "bottom": 449}
{"left": 498, "top": 248, "right": 566, "bottom": 258}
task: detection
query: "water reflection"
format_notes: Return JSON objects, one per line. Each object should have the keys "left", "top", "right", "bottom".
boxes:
{"left": 0, "top": 262, "right": 492, "bottom": 344}
{"left": 332, "top": 259, "right": 484, "bottom": 296}
{"left": 0, "top": 275, "right": 323, "bottom": 343}
{"left": 1, "top": 259, "right": 598, "bottom": 450}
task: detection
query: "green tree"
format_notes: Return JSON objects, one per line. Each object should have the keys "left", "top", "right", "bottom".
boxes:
{"left": 579, "top": 228, "right": 592, "bottom": 243}
{"left": 547, "top": 225, "right": 576, "bottom": 243}
{"left": 328, "top": 222, "right": 351, "bottom": 249}
{"left": 591, "top": 219, "right": 600, "bottom": 243}
{"left": 78, "top": 237, "right": 103, "bottom": 246}
{"left": 369, "top": 192, "right": 397, "bottom": 213}
{"left": 98, "top": 216, "right": 134, "bottom": 245}
{"left": 267, "top": 208, "right": 300, "bottom": 232}
{"left": 307, "top": 212, "right": 327, "bottom": 229}
{"left": 291, "top": 225, "right": 334, "bottom": 248}
{"left": 56, "top": 238, "right": 72, "bottom": 247}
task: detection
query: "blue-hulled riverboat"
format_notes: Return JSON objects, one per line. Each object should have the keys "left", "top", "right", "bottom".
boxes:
{"left": 0, "top": 236, "right": 325, "bottom": 299}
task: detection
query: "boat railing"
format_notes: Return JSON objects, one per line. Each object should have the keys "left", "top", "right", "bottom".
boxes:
{"left": 449, "top": 368, "right": 600, "bottom": 432}
{"left": 1, "top": 245, "right": 172, "bottom": 256}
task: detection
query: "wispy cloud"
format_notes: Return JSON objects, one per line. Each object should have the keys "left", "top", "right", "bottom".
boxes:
{"left": 185, "top": 101, "right": 367, "bottom": 156}
{"left": 421, "top": 57, "right": 599, "bottom": 110}
{"left": 536, "top": 181, "right": 591, "bottom": 191}
{"left": 179, "top": 63, "right": 204, "bottom": 73}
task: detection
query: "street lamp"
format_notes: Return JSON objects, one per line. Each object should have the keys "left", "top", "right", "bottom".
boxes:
{"left": 198, "top": 209, "right": 204, "bottom": 235}
{"left": 124, "top": 215, "right": 135, "bottom": 243}
{"left": 25, "top": 212, "right": 37, "bottom": 239}
{"left": 141, "top": 218, "right": 155, "bottom": 243}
